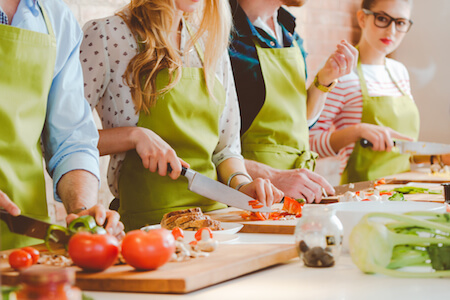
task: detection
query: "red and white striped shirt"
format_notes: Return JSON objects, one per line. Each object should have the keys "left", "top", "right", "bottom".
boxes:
{"left": 309, "top": 58, "right": 413, "bottom": 174}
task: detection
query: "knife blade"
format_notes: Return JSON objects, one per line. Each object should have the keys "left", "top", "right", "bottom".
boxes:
{"left": 0, "top": 209, "right": 70, "bottom": 245}
{"left": 179, "top": 167, "right": 274, "bottom": 213}
{"left": 360, "top": 139, "right": 450, "bottom": 155}
{"left": 333, "top": 180, "right": 377, "bottom": 195}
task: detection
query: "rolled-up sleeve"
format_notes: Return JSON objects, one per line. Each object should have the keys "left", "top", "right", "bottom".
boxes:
{"left": 41, "top": 9, "right": 100, "bottom": 202}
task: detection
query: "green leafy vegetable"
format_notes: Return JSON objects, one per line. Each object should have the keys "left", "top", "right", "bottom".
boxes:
{"left": 44, "top": 215, "right": 105, "bottom": 252}
{"left": 349, "top": 211, "right": 450, "bottom": 277}
{"left": 388, "top": 192, "right": 405, "bottom": 201}
{"left": 393, "top": 187, "right": 442, "bottom": 195}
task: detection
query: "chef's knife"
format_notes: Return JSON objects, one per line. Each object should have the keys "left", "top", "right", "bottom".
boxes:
{"left": 360, "top": 139, "right": 450, "bottom": 155}
{"left": 0, "top": 209, "right": 70, "bottom": 245}
{"left": 176, "top": 166, "right": 274, "bottom": 213}
{"left": 333, "top": 180, "right": 377, "bottom": 195}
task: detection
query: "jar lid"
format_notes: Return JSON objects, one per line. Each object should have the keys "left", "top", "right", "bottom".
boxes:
{"left": 20, "top": 266, "right": 75, "bottom": 285}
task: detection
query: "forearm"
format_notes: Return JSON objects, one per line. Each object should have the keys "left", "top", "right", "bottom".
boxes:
{"left": 98, "top": 127, "right": 139, "bottom": 156}
{"left": 244, "top": 159, "right": 279, "bottom": 182}
{"left": 217, "top": 157, "right": 252, "bottom": 189}
{"left": 57, "top": 169, "right": 99, "bottom": 214}
{"left": 306, "top": 84, "right": 328, "bottom": 121}
{"left": 329, "top": 124, "right": 361, "bottom": 154}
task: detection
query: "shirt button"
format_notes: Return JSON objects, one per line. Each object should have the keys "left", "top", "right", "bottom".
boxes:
{"left": 289, "top": 32, "right": 293, "bottom": 37}
{"left": 270, "top": 41, "right": 275, "bottom": 46}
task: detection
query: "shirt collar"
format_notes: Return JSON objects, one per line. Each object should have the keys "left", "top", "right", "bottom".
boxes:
{"left": 230, "top": 0, "right": 297, "bottom": 38}
{"left": 25, "top": 0, "right": 39, "bottom": 17}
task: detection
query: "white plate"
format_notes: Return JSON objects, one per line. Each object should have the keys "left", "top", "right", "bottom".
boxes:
{"left": 216, "top": 222, "right": 244, "bottom": 234}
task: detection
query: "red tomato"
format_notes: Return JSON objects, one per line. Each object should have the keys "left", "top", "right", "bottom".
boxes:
{"left": 68, "top": 232, "right": 120, "bottom": 272}
{"left": 121, "top": 229, "right": 175, "bottom": 270}
{"left": 21, "top": 247, "right": 40, "bottom": 265}
{"left": 171, "top": 227, "right": 184, "bottom": 240}
{"left": 195, "top": 227, "right": 213, "bottom": 241}
{"left": 9, "top": 249, "right": 33, "bottom": 270}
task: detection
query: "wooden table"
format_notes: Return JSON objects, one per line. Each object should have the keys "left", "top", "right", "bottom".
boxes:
{"left": 83, "top": 233, "right": 450, "bottom": 300}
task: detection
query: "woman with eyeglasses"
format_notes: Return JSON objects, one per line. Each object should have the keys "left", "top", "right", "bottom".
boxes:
{"left": 309, "top": 0, "right": 418, "bottom": 183}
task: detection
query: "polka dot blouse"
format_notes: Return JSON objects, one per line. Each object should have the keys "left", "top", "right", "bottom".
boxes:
{"left": 80, "top": 15, "right": 242, "bottom": 197}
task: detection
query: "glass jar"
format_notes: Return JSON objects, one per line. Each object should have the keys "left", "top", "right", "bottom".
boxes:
{"left": 16, "top": 266, "right": 82, "bottom": 300}
{"left": 294, "top": 205, "right": 343, "bottom": 267}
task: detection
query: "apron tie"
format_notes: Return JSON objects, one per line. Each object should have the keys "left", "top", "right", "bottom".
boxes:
{"left": 243, "top": 143, "right": 317, "bottom": 170}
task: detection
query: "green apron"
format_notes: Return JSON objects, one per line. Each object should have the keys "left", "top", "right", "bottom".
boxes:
{"left": 0, "top": 2, "right": 56, "bottom": 250}
{"left": 118, "top": 42, "right": 227, "bottom": 230}
{"left": 341, "top": 60, "right": 420, "bottom": 184}
{"left": 241, "top": 41, "right": 317, "bottom": 171}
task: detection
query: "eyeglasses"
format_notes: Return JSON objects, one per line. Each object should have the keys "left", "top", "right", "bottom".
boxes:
{"left": 362, "top": 9, "right": 413, "bottom": 33}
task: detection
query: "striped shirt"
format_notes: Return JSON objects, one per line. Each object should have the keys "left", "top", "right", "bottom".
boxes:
{"left": 309, "top": 58, "right": 413, "bottom": 174}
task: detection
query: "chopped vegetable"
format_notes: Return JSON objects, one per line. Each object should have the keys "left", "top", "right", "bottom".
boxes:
{"left": 393, "top": 186, "right": 442, "bottom": 195}
{"left": 282, "top": 197, "right": 305, "bottom": 217}
{"left": 349, "top": 211, "right": 450, "bottom": 277}
{"left": 45, "top": 215, "right": 106, "bottom": 252}
{"left": 388, "top": 192, "right": 405, "bottom": 201}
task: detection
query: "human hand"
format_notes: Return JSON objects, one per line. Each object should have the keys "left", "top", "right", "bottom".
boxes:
{"left": 132, "top": 127, "right": 189, "bottom": 179}
{"left": 356, "top": 123, "right": 414, "bottom": 152}
{"left": 238, "top": 178, "right": 284, "bottom": 208}
{"left": 269, "top": 168, "right": 335, "bottom": 204}
{"left": 317, "top": 40, "right": 358, "bottom": 85}
{"left": 0, "top": 190, "right": 21, "bottom": 216}
{"left": 66, "top": 204, "right": 125, "bottom": 240}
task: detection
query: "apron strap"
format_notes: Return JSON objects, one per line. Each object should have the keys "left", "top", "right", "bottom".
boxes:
{"left": 385, "top": 63, "right": 408, "bottom": 97}
{"left": 36, "top": 0, "right": 55, "bottom": 38}
{"left": 185, "top": 20, "right": 204, "bottom": 63}
{"left": 356, "top": 48, "right": 408, "bottom": 98}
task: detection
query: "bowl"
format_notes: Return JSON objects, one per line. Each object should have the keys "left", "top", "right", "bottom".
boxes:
{"left": 328, "top": 201, "right": 446, "bottom": 253}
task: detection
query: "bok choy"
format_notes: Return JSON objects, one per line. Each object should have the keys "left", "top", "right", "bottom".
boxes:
{"left": 349, "top": 211, "right": 450, "bottom": 277}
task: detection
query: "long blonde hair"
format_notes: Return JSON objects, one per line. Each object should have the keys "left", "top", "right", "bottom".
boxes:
{"left": 117, "top": 0, "right": 232, "bottom": 114}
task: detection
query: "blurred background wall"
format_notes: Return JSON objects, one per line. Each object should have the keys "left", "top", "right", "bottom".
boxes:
{"left": 47, "top": 0, "right": 449, "bottom": 221}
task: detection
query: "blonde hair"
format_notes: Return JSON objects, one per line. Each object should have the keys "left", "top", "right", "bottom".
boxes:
{"left": 117, "top": 0, "right": 232, "bottom": 114}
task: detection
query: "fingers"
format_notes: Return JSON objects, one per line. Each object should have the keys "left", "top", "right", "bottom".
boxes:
{"left": 92, "top": 205, "right": 107, "bottom": 226}
{"left": 389, "top": 129, "right": 414, "bottom": 142}
{"left": 134, "top": 128, "right": 183, "bottom": 179}
{"left": 339, "top": 40, "right": 358, "bottom": 69}
{"left": 360, "top": 124, "right": 394, "bottom": 152}
{"left": 0, "top": 190, "right": 21, "bottom": 216}
{"left": 104, "top": 211, "right": 125, "bottom": 239}
{"left": 239, "top": 178, "right": 283, "bottom": 208}
{"left": 303, "top": 170, "right": 335, "bottom": 196}
{"left": 66, "top": 205, "right": 125, "bottom": 240}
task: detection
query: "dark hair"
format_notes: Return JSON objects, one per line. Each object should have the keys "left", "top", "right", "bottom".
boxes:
{"left": 362, "top": 0, "right": 413, "bottom": 9}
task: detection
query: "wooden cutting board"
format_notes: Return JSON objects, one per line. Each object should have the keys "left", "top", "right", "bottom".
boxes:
{"left": 207, "top": 207, "right": 298, "bottom": 235}
{"left": 380, "top": 183, "right": 444, "bottom": 203}
{"left": 385, "top": 168, "right": 450, "bottom": 184}
{"left": 1, "top": 243, "right": 297, "bottom": 294}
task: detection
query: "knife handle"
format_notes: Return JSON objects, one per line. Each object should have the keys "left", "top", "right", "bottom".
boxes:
{"left": 360, "top": 139, "right": 397, "bottom": 148}
{"left": 167, "top": 163, "right": 188, "bottom": 176}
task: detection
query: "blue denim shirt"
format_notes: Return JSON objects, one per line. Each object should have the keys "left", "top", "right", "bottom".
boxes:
{"left": 228, "top": 0, "right": 308, "bottom": 134}
{"left": 7, "top": 0, "right": 100, "bottom": 201}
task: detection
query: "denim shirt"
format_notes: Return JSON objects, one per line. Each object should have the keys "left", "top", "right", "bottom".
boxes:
{"left": 4, "top": 0, "right": 100, "bottom": 201}
{"left": 228, "top": 0, "right": 308, "bottom": 134}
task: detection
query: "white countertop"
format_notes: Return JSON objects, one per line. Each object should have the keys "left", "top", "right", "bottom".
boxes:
{"left": 84, "top": 233, "right": 449, "bottom": 300}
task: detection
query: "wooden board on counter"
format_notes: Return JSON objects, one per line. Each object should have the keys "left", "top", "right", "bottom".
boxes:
{"left": 207, "top": 208, "right": 297, "bottom": 235}
{"left": 380, "top": 183, "right": 444, "bottom": 203}
{"left": 384, "top": 168, "right": 450, "bottom": 184}
{"left": 1, "top": 243, "right": 297, "bottom": 294}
